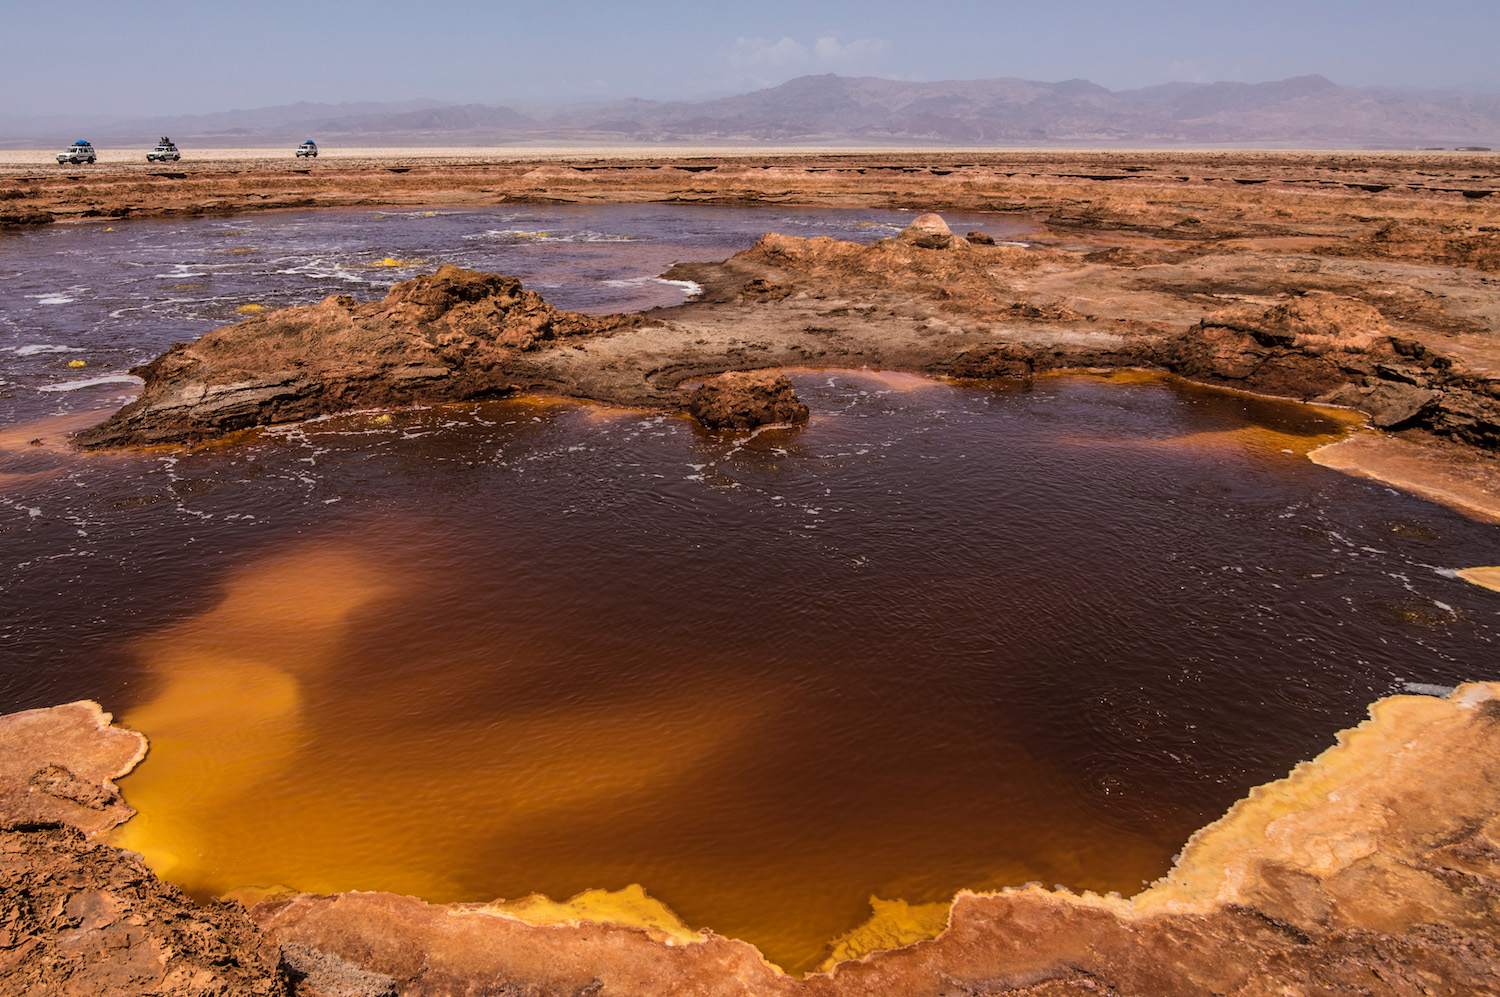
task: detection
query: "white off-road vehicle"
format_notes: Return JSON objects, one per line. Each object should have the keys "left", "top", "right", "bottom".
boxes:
{"left": 57, "top": 140, "right": 96, "bottom": 165}
{"left": 147, "top": 137, "right": 180, "bottom": 162}
{"left": 295, "top": 140, "right": 318, "bottom": 158}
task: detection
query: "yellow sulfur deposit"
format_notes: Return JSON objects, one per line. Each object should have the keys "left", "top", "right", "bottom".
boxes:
{"left": 1457, "top": 566, "right": 1500, "bottom": 593}
{"left": 68, "top": 359, "right": 87, "bottom": 368}
{"left": 818, "top": 896, "right": 952, "bottom": 970}
{"left": 236, "top": 304, "right": 264, "bottom": 314}
{"left": 482, "top": 884, "right": 702, "bottom": 944}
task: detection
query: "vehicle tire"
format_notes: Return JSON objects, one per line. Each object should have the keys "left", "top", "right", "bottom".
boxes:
{"left": 88, "top": 157, "right": 95, "bottom": 164}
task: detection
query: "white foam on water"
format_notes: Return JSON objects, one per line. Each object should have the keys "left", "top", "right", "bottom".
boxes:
{"left": 32, "top": 294, "right": 76, "bottom": 306}
{"left": 600, "top": 276, "right": 702, "bottom": 301}
{"left": 10, "top": 344, "right": 84, "bottom": 356}
{"left": 464, "top": 228, "right": 635, "bottom": 243}
{"left": 273, "top": 258, "right": 369, "bottom": 284}
{"left": 659, "top": 278, "right": 702, "bottom": 299}
{"left": 1400, "top": 681, "right": 1457, "bottom": 697}
{"left": 151, "top": 263, "right": 217, "bottom": 278}
{"left": 38, "top": 374, "right": 143, "bottom": 392}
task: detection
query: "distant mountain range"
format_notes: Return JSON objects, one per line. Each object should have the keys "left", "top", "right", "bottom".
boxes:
{"left": 4, "top": 74, "right": 1498, "bottom": 149}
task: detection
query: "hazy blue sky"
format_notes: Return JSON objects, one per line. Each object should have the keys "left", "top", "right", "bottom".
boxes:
{"left": 8, "top": 0, "right": 1499, "bottom": 118}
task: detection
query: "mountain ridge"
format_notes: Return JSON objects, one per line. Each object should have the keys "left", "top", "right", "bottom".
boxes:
{"left": 3, "top": 74, "right": 1497, "bottom": 149}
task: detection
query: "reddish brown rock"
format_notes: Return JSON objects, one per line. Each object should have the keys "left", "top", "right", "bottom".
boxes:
{"left": 0, "top": 209, "right": 53, "bottom": 228}
{"left": 0, "top": 701, "right": 143, "bottom": 838}
{"left": 0, "top": 824, "right": 286, "bottom": 997}
{"left": 0, "top": 703, "right": 287, "bottom": 996}
{"left": 73, "top": 265, "right": 640, "bottom": 449}
{"left": 1165, "top": 291, "right": 1398, "bottom": 397}
{"left": 1200, "top": 290, "right": 1394, "bottom": 352}
{"left": 896, "top": 212, "right": 958, "bottom": 249}
{"left": 688, "top": 369, "right": 810, "bottom": 429}
{"left": 1164, "top": 291, "right": 1499, "bottom": 445}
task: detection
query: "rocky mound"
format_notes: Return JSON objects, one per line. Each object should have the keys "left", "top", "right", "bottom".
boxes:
{"left": 687, "top": 370, "right": 810, "bottom": 429}
{"left": 1200, "top": 291, "right": 1394, "bottom": 353}
{"left": 896, "top": 212, "right": 957, "bottom": 249}
{"left": 73, "top": 265, "right": 641, "bottom": 449}
{"left": 1165, "top": 290, "right": 1399, "bottom": 397}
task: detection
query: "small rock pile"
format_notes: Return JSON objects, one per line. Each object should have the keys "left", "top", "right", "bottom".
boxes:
{"left": 688, "top": 370, "right": 810, "bottom": 430}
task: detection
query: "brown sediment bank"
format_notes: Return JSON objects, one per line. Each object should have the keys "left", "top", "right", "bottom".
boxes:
{"left": 2, "top": 149, "right": 1498, "bottom": 225}
{"left": 4, "top": 686, "right": 1499, "bottom": 995}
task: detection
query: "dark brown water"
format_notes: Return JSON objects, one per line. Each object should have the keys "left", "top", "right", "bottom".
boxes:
{"left": 2, "top": 209, "right": 1499, "bottom": 972}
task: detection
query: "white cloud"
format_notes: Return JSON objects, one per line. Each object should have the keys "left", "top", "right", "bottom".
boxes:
{"left": 730, "top": 36, "right": 812, "bottom": 73}
{"left": 812, "top": 36, "right": 890, "bottom": 68}
{"left": 728, "top": 34, "right": 891, "bottom": 82}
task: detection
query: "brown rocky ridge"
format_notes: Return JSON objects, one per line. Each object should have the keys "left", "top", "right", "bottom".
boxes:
{"left": 73, "top": 266, "right": 641, "bottom": 448}
{"left": 4, "top": 684, "right": 1499, "bottom": 996}
{"left": 75, "top": 212, "right": 1499, "bottom": 464}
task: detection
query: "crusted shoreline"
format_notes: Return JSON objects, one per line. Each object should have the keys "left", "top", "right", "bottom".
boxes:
{"left": 4, "top": 686, "right": 1498, "bottom": 995}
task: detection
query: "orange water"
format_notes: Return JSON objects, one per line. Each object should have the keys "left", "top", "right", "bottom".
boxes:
{"left": 5, "top": 372, "right": 1498, "bottom": 971}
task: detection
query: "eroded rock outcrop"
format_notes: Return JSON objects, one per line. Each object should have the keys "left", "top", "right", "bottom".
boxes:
{"left": 688, "top": 370, "right": 810, "bottom": 429}
{"left": 73, "top": 265, "right": 641, "bottom": 449}
{"left": 1165, "top": 291, "right": 1500, "bottom": 446}
{"left": 0, "top": 703, "right": 286, "bottom": 996}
